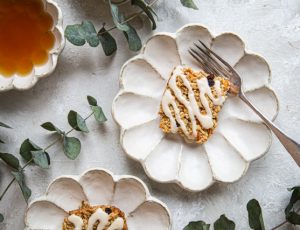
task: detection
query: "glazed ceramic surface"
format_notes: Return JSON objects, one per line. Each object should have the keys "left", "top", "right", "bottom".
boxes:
{"left": 0, "top": 0, "right": 65, "bottom": 92}
{"left": 25, "top": 168, "right": 171, "bottom": 230}
{"left": 112, "top": 24, "right": 279, "bottom": 192}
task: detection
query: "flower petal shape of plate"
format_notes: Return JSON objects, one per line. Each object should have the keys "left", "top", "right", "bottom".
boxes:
{"left": 112, "top": 24, "right": 279, "bottom": 192}
{"left": 25, "top": 168, "right": 171, "bottom": 230}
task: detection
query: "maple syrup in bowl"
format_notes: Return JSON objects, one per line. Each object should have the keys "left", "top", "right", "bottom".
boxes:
{"left": 0, "top": 0, "right": 64, "bottom": 91}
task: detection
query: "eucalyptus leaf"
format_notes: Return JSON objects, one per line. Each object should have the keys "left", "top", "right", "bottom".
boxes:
{"left": 98, "top": 26, "right": 117, "bottom": 56}
{"left": 214, "top": 215, "right": 235, "bottom": 230}
{"left": 123, "top": 24, "right": 142, "bottom": 51}
{"left": 20, "top": 139, "right": 42, "bottom": 162}
{"left": 148, "top": 6, "right": 158, "bottom": 17}
{"left": 109, "top": 1, "right": 142, "bottom": 51}
{"left": 0, "top": 153, "right": 20, "bottom": 170}
{"left": 65, "top": 24, "right": 86, "bottom": 46}
{"left": 41, "top": 122, "right": 63, "bottom": 134}
{"left": 180, "top": 0, "right": 198, "bottom": 9}
{"left": 0, "top": 122, "right": 11, "bottom": 129}
{"left": 91, "top": 106, "right": 107, "bottom": 123}
{"left": 109, "top": 2, "right": 130, "bottom": 31}
{"left": 184, "top": 221, "right": 210, "bottom": 230}
{"left": 31, "top": 150, "right": 50, "bottom": 169}
{"left": 65, "top": 21, "right": 100, "bottom": 47}
{"left": 0, "top": 213, "right": 3, "bottom": 223}
{"left": 68, "top": 110, "right": 89, "bottom": 133}
{"left": 81, "top": 21, "right": 100, "bottom": 47}
{"left": 131, "top": 0, "right": 156, "bottom": 30}
{"left": 285, "top": 186, "right": 300, "bottom": 224}
{"left": 87, "top": 95, "right": 98, "bottom": 106}
{"left": 288, "top": 186, "right": 300, "bottom": 191}
{"left": 63, "top": 136, "right": 81, "bottom": 160}
{"left": 11, "top": 171, "right": 31, "bottom": 203}
{"left": 247, "top": 199, "right": 265, "bottom": 230}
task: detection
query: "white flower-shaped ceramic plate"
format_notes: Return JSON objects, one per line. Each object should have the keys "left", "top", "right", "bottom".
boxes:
{"left": 112, "top": 24, "right": 279, "bottom": 192}
{"left": 0, "top": 0, "right": 65, "bottom": 92}
{"left": 25, "top": 168, "right": 171, "bottom": 229}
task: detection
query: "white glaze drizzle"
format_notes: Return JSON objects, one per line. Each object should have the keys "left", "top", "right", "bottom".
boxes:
{"left": 87, "top": 208, "right": 108, "bottom": 230}
{"left": 68, "top": 214, "right": 84, "bottom": 230}
{"left": 161, "top": 66, "right": 225, "bottom": 138}
{"left": 68, "top": 208, "right": 124, "bottom": 230}
{"left": 107, "top": 217, "right": 124, "bottom": 230}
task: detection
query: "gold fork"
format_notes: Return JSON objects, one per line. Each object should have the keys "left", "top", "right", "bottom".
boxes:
{"left": 189, "top": 41, "right": 300, "bottom": 166}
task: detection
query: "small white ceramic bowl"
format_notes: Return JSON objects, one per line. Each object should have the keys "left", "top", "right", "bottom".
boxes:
{"left": 112, "top": 24, "right": 279, "bottom": 192}
{"left": 24, "top": 168, "right": 171, "bottom": 230}
{"left": 0, "top": 0, "right": 65, "bottom": 92}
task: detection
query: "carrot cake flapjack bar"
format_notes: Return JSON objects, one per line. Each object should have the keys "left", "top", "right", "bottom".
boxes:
{"left": 159, "top": 65, "right": 230, "bottom": 144}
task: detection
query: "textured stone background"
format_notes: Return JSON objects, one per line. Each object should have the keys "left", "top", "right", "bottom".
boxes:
{"left": 0, "top": 0, "right": 300, "bottom": 229}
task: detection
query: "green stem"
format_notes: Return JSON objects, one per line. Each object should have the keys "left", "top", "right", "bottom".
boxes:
{"left": 98, "top": 0, "right": 159, "bottom": 35}
{"left": 111, "top": 0, "right": 129, "bottom": 4}
{"left": 84, "top": 111, "right": 94, "bottom": 121}
{"left": 0, "top": 179, "right": 14, "bottom": 201}
{"left": 0, "top": 111, "right": 94, "bottom": 202}
{"left": 271, "top": 207, "right": 300, "bottom": 230}
{"left": 271, "top": 220, "right": 288, "bottom": 230}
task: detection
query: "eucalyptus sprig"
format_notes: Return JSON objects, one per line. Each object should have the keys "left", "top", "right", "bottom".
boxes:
{"left": 0, "top": 122, "right": 11, "bottom": 129}
{"left": 181, "top": 0, "right": 198, "bottom": 10}
{"left": 0, "top": 122, "right": 11, "bottom": 144}
{"left": 0, "top": 121, "right": 14, "bottom": 222}
{"left": 0, "top": 96, "right": 107, "bottom": 222}
{"left": 65, "top": 0, "right": 198, "bottom": 56}
{"left": 184, "top": 188, "right": 300, "bottom": 230}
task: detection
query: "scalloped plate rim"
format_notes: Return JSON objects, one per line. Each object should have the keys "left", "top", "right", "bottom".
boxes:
{"left": 24, "top": 168, "right": 172, "bottom": 229}
{"left": 0, "top": 0, "right": 65, "bottom": 92}
{"left": 112, "top": 23, "right": 279, "bottom": 192}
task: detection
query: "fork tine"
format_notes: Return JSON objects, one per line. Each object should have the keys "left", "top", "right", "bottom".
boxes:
{"left": 193, "top": 50, "right": 223, "bottom": 76}
{"left": 189, "top": 49, "right": 220, "bottom": 76}
{"left": 189, "top": 49, "right": 212, "bottom": 73}
{"left": 188, "top": 50, "right": 208, "bottom": 72}
{"left": 189, "top": 50, "right": 218, "bottom": 75}
{"left": 193, "top": 43, "right": 232, "bottom": 77}
{"left": 191, "top": 46, "right": 231, "bottom": 78}
{"left": 198, "top": 40, "right": 235, "bottom": 72}
{"left": 188, "top": 50, "right": 209, "bottom": 72}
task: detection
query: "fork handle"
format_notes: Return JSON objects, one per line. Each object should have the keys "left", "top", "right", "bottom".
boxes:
{"left": 239, "top": 93, "right": 300, "bottom": 166}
